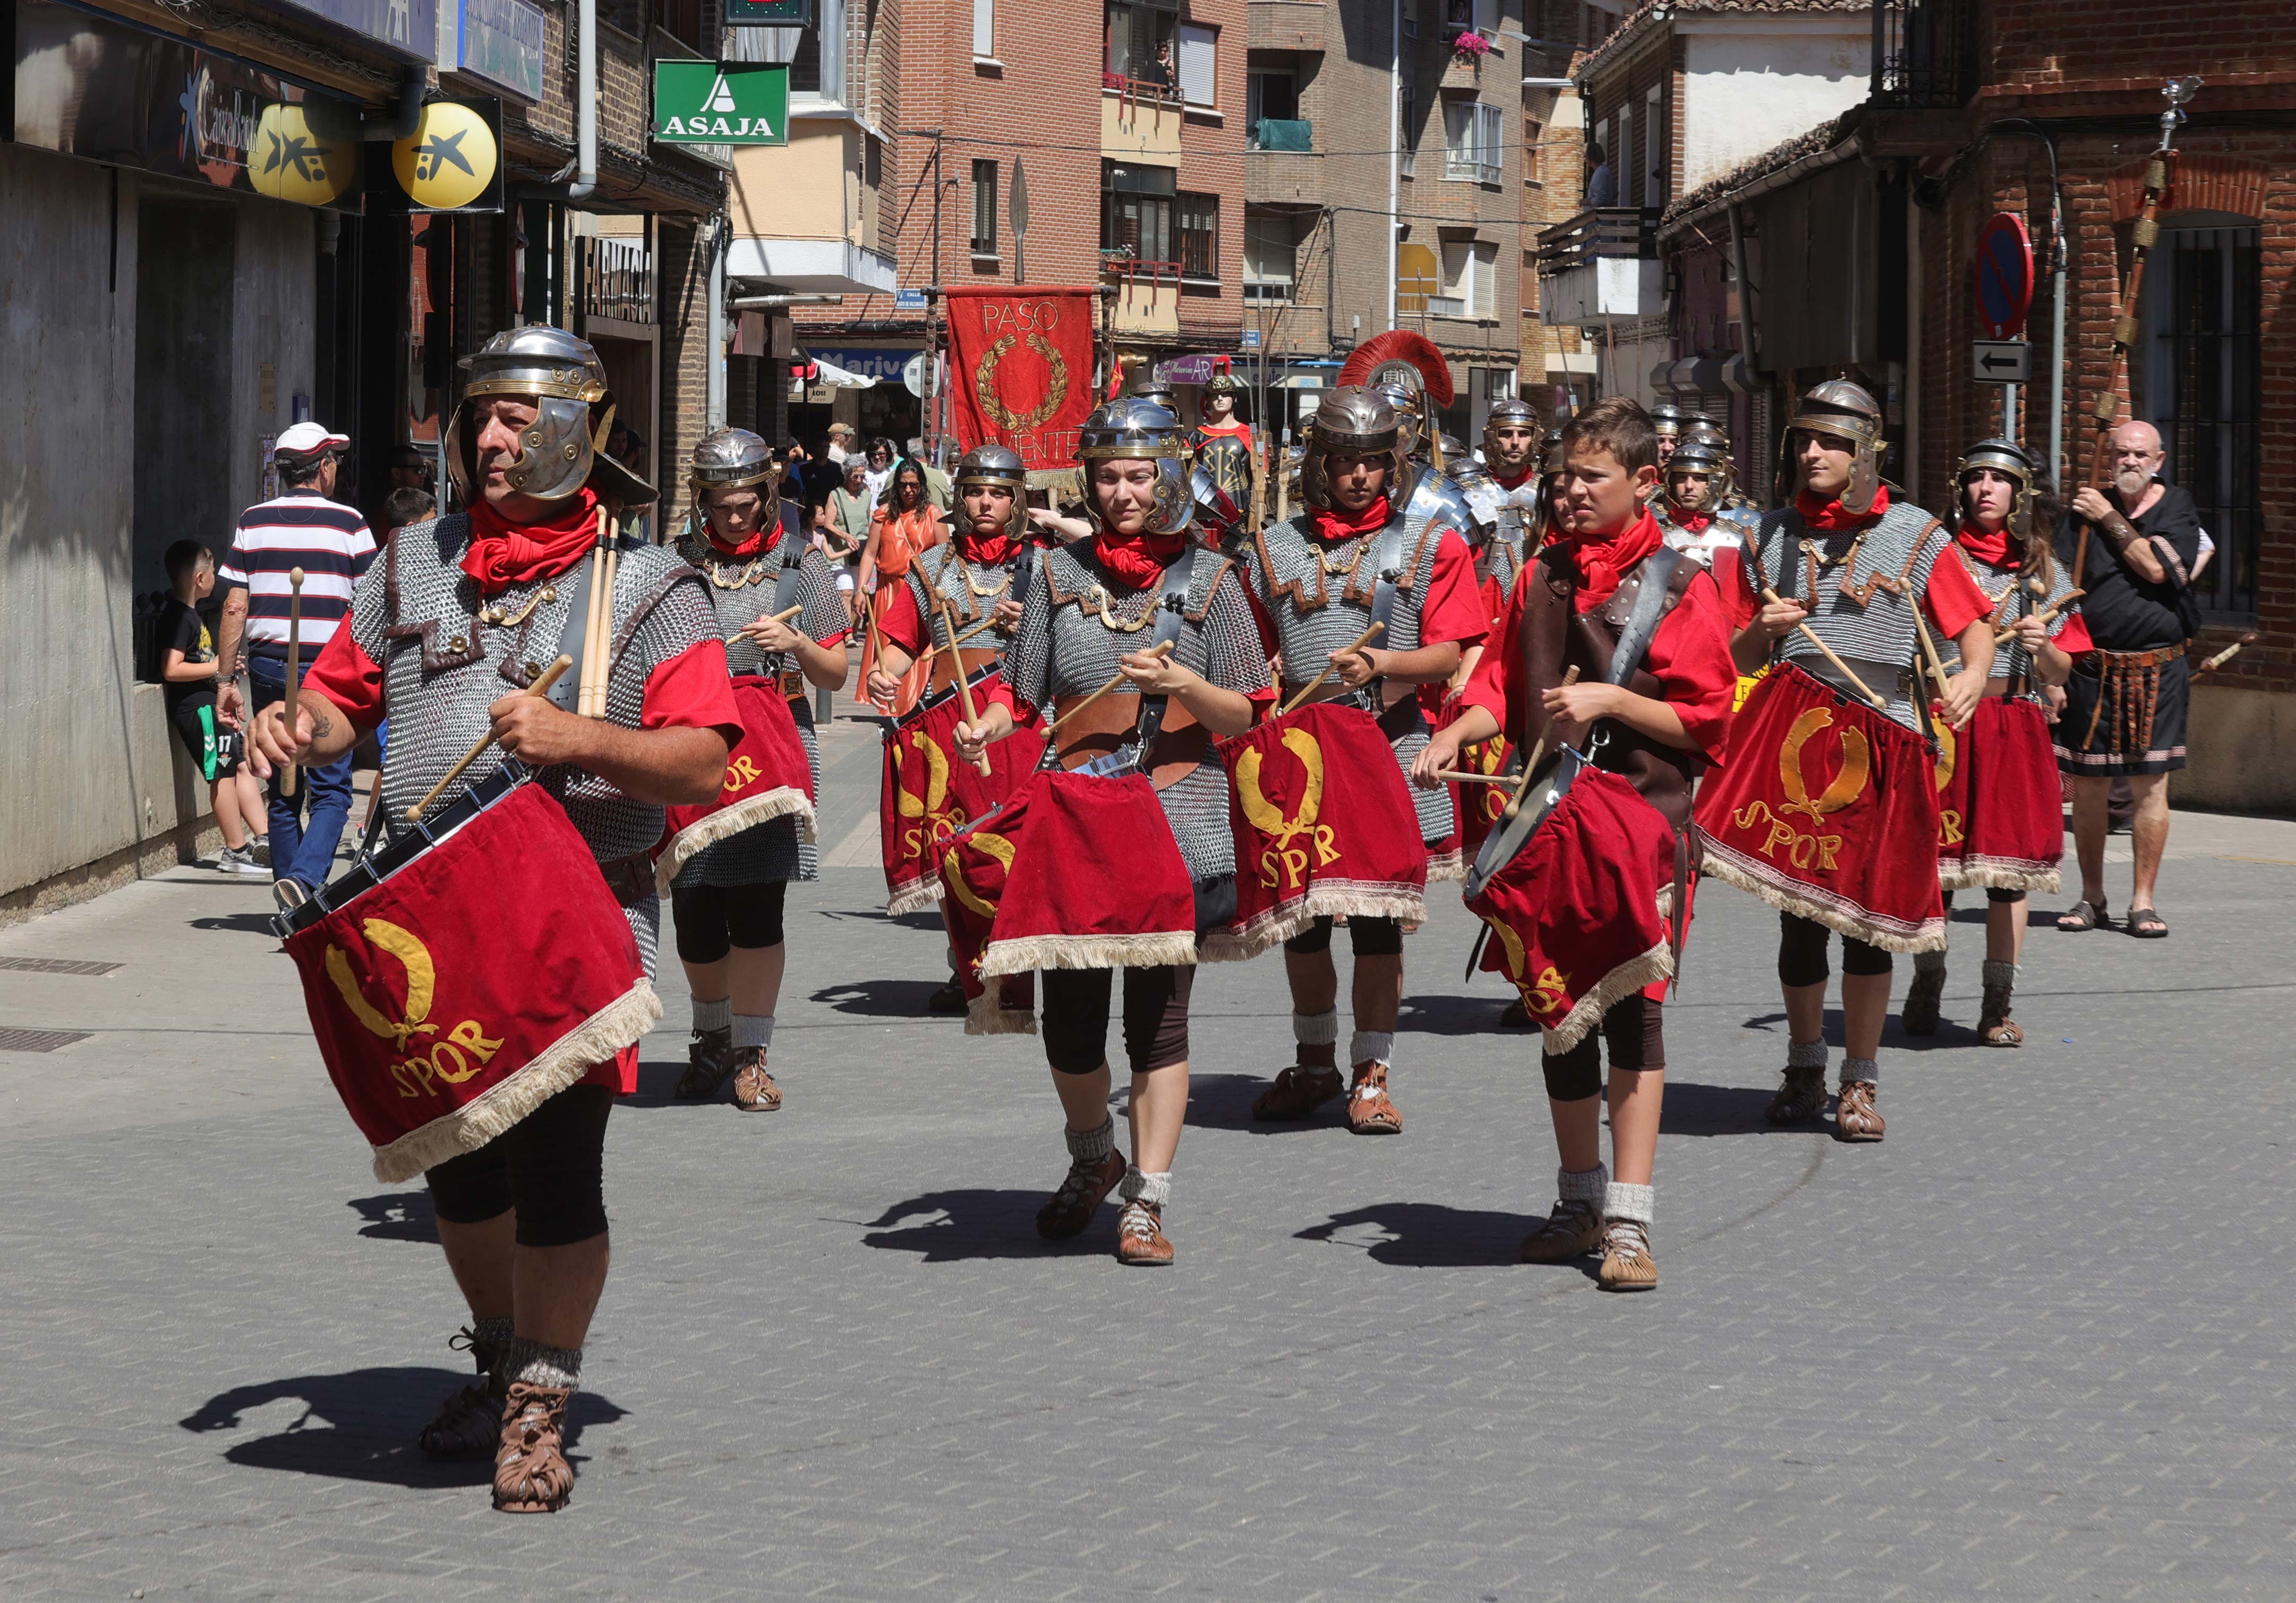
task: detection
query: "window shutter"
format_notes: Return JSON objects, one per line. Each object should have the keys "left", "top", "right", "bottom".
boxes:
{"left": 973, "top": 0, "right": 994, "bottom": 57}
{"left": 1178, "top": 23, "right": 1215, "bottom": 106}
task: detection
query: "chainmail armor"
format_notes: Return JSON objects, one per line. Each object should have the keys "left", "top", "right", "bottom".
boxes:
{"left": 903, "top": 540, "right": 1023, "bottom": 651}
{"left": 1935, "top": 545, "right": 2083, "bottom": 684}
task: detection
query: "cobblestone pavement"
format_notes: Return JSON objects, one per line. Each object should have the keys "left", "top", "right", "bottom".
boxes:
{"left": 3, "top": 706, "right": 2293, "bottom": 1600}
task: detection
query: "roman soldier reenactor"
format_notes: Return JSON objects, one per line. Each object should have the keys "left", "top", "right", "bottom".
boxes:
{"left": 1649, "top": 401, "right": 1686, "bottom": 466}
{"left": 1191, "top": 356, "right": 1255, "bottom": 459}
{"left": 1656, "top": 434, "right": 1754, "bottom": 568}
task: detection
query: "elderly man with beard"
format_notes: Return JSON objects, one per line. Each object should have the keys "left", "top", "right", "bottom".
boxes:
{"left": 2054, "top": 421, "right": 2203, "bottom": 940}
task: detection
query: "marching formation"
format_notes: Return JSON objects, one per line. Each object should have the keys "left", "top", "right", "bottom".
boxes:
{"left": 250, "top": 325, "right": 2215, "bottom": 1517}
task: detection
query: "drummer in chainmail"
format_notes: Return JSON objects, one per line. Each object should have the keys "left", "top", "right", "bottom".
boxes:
{"left": 1230, "top": 387, "right": 1488, "bottom": 1137}
{"left": 256, "top": 328, "right": 741, "bottom": 1515}
{"left": 953, "top": 397, "right": 1268, "bottom": 1268}
{"left": 668, "top": 429, "right": 851, "bottom": 1112}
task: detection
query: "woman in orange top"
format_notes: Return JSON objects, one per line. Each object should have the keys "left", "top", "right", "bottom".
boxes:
{"left": 857, "top": 459, "right": 947, "bottom": 712}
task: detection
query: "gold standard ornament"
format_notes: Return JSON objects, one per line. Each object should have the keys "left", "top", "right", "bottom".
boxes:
{"left": 392, "top": 101, "right": 500, "bottom": 211}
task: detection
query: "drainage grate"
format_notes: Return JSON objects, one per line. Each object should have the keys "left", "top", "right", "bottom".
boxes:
{"left": 0, "top": 957, "right": 123, "bottom": 977}
{"left": 0, "top": 1028, "right": 92, "bottom": 1053}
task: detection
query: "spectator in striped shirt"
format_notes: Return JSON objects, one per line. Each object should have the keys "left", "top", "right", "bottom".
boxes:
{"left": 216, "top": 421, "right": 378, "bottom": 911}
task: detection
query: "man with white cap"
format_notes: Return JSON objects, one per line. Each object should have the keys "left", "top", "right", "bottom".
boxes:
{"left": 217, "top": 421, "right": 376, "bottom": 909}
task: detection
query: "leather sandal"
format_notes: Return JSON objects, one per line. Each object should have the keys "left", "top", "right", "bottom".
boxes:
{"left": 493, "top": 1382, "right": 575, "bottom": 1513}
{"left": 2056, "top": 898, "right": 2110, "bottom": 933}
{"left": 1115, "top": 1199, "right": 1174, "bottom": 1266}
{"left": 2126, "top": 906, "right": 2169, "bottom": 939}
{"left": 1037, "top": 1148, "right": 1126, "bottom": 1241}
{"left": 673, "top": 1025, "right": 733, "bottom": 1099}
{"left": 1899, "top": 966, "right": 1945, "bottom": 1036}
{"left": 417, "top": 1327, "right": 506, "bottom": 1462}
{"left": 730, "top": 1047, "right": 782, "bottom": 1112}
{"left": 1765, "top": 1064, "right": 1828, "bottom": 1124}
{"left": 1835, "top": 1079, "right": 1885, "bottom": 1141}
{"left": 1978, "top": 978, "right": 2023, "bottom": 1047}
{"left": 1345, "top": 1062, "right": 1403, "bottom": 1135}
{"left": 1518, "top": 1197, "right": 1604, "bottom": 1263}
{"left": 1252, "top": 1063, "right": 1343, "bottom": 1121}
{"left": 1596, "top": 1219, "right": 1659, "bottom": 1292}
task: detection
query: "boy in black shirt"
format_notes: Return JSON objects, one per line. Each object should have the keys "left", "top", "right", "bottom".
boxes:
{"left": 161, "top": 540, "right": 266, "bottom": 875}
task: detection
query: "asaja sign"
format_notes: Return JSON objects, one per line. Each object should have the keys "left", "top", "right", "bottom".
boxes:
{"left": 653, "top": 62, "right": 788, "bottom": 144}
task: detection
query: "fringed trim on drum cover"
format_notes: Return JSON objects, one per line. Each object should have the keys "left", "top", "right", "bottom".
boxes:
{"left": 1202, "top": 881, "right": 1432, "bottom": 962}
{"left": 1537, "top": 940, "right": 1674, "bottom": 1055}
{"left": 885, "top": 875, "right": 944, "bottom": 919}
{"left": 979, "top": 930, "right": 1200, "bottom": 978}
{"left": 963, "top": 989, "right": 1039, "bottom": 1037}
{"left": 1694, "top": 833, "right": 1946, "bottom": 954}
{"left": 368, "top": 979, "right": 664, "bottom": 1183}
{"left": 1951, "top": 857, "right": 2062, "bottom": 896}
{"left": 1426, "top": 848, "right": 1465, "bottom": 884}
{"left": 652, "top": 787, "right": 818, "bottom": 894}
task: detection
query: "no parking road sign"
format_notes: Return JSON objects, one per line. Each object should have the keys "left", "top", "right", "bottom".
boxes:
{"left": 1974, "top": 211, "right": 2035, "bottom": 339}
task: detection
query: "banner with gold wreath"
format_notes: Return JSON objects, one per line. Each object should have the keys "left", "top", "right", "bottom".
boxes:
{"left": 943, "top": 287, "right": 1100, "bottom": 471}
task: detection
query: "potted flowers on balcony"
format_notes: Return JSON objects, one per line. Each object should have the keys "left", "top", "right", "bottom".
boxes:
{"left": 1449, "top": 29, "right": 1492, "bottom": 65}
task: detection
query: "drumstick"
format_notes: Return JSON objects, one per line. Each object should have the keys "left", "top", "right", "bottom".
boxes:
{"left": 1433, "top": 769, "right": 1515, "bottom": 785}
{"left": 863, "top": 578, "right": 892, "bottom": 712}
{"left": 1992, "top": 590, "right": 2086, "bottom": 645}
{"left": 577, "top": 538, "right": 606, "bottom": 717}
{"left": 1910, "top": 604, "right": 1954, "bottom": 705}
{"left": 931, "top": 585, "right": 993, "bottom": 775}
{"left": 280, "top": 568, "right": 304, "bottom": 797}
{"left": 1762, "top": 587, "right": 1884, "bottom": 709}
{"left": 1044, "top": 640, "right": 1174, "bottom": 734}
{"left": 732, "top": 602, "right": 804, "bottom": 643}
{"left": 1279, "top": 621, "right": 1385, "bottom": 715}
{"left": 1503, "top": 666, "right": 1579, "bottom": 821}
{"left": 404, "top": 655, "right": 574, "bottom": 823}
{"left": 591, "top": 538, "right": 621, "bottom": 715}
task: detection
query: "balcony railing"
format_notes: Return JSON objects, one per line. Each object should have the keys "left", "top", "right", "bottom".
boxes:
{"left": 1871, "top": 0, "right": 1974, "bottom": 108}
{"left": 1249, "top": 118, "right": 1312, "bottom": 152}
{"left": 1533, "top": 208, "right": 1658, "bottom": 279}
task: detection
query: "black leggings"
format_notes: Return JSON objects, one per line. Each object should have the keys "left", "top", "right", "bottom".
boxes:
{"left": 670, "top": 880, "right": 787, "bottom": 965}
{"left": 1541, "top": 994, "right": 1665, "bottom": 1102}
{"left": 1282, "top": 916, "right": 1404, "bottom": 958}
{"left": 425, "top": 1084, "right": 613, "bottom": 1248}
{"left": 1777, "top": 911, "right": 1893, "bottom": 987}
{"left": 1042, "top": 965, "right": 1195, "bottom": 1075}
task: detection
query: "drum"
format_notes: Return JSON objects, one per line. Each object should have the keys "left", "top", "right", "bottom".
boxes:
{"left": 278, "top": 769, "right": 660, "bottom": 1183}
{"left": 1204, "top": 700, "right": 1428, "bottom": 960}
{"left": 880, "top": 663, "right": 1045, "bottom": 918}
{"left": 1937, "top": 693, "right": 2063, "bottom": 893}
{"left": 1691, "top": 661, "right": 1946, "bottom": 952}
{"left": 654, "top": 674, "right": 817, "bottom": 894}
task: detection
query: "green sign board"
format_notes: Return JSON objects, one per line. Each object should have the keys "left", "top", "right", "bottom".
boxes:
{"left": 725, "top": 0, "right": 810, "bottom": 22}
{"left": 652, "top": 61, "right": 788, "bottom": 145}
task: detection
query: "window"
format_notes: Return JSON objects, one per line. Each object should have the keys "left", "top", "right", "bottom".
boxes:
{"left": 1103, "top": 161, "right": 1176, "bottom": 265}
{"left": 1439, "top": 237, "right": 1496, "bottom": 318}
{"left": 1445, "top": 0, "right": 1495, "bottom": 33}
{"left": 973, "top": 0, "right": 994, "bottom": 58}
{"left": 1399, "top": 81, "right": 1416, "bottom": 178}
{"left": 1177, "top": 192, "right": 1219, "bottom": 280}
{"left": 1106, "top": 3, "right": 1177, "bottom": 89}
{"left": 1524, "top": 117, "right": 1542, "bottom": 184}
{"left": 971, "top": 160, "right": 998, "bottom": 256}
{"left": 2145, "top": 222, "right": 2263, "bottom": 614}
{"left": 1178, "top": 23, "right": 1216, "bottom": 107}
{"left": 1248, "top": 70, "right": 1298, "bottom": 125}
{"left": 735, "top": 0, "right": 850, "bottom": 108}
{"left": 1644, "top": 85, "right": 1666, "bottom": 207}
{"left": 1444, "top": 99, "right": 1503, "bottom": 184}
{"left": 1244, "top": 209, "right": 1296, "bottom": 302}
{"left": 651, "top": 0, "right": 701, "bottom": 49}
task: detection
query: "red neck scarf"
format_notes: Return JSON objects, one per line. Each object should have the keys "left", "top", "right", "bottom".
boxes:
{"left": 1956, "top": 522, "right": 2013, "bottom": 568}
{"left": 959, "top": 526, "right": 1017, "bottom": 566}
{"left": 1491, "top": 466, "right": 1537, "bottom": 491}
{"left": 462, "top": 488, "right": 602, "bottom": 596}
{"left": 1670, "top": 508, "right": 1714, "bottom": 535}
{"left": 706, "top": 516, "right": 781, "bottom": 560}
{"left": 1095, "top": 529, "right": 1188, "bottom": 590}
{"left": 1794, "top": 483, "right": 1891, "bottom": 532}
{"left": 1558, "top": 508, "right": 1665, "bottom": 613}
{"left": 1308, "top": 495, "right": 1391, "bottom": 544}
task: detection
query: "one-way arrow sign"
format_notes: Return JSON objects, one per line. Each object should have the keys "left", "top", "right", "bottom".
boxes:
{"left": 1971, "top": 338, "right": 2032, "bottom": 385}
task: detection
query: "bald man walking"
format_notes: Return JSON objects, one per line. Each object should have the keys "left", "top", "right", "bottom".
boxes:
{"left": 2054, "top": 421, "right": 2203, "bottom": 940}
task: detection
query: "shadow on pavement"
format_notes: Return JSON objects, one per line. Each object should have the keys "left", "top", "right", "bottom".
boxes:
{"left": 1398, "top": 992, "right": 1526, "bottom": 1037}
{"left": 1659, "top": 1079, "right": 1805, "bottom": 1137}
{"left": 1185, "top": 1072, "right": 1336, "bottom": 1135}
{"left": 1295, "top": 1201, "right": 1534, "bottom": 1268}
{"left": 179, "top": 1367, "right": 626, "bottom": 1487}
{"left": 855, "top": 1188, "right": 1102, "bottom": 1261}
{"left": 809, "top": 978, "right": 951, "bottom": 1018}
{"left": 347, "top": 1190, "right": 438, "bottom": 1242}
{"left": 188, "top": 912, "right": 284, "bottom": 935}
{"left": 1741, "top": 1007, "right": 1976, "bottom": 1054}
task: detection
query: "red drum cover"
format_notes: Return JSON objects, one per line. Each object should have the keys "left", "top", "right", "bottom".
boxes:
{"left": 654, "top": 676, "right": 816, "bottom": 893}
{"left": 1938, "top": 694, "right": 2063, "bottom": 893}
{"left": 935, "top": 789, "right": 1039, "bottom": 1036}
{"left": 286, "top": 785, "right": 659, "bottom": 1182}
{"left": 1205, "top": 701, "right": 1428, "bottom": 960}
{"left": 880, "top": 669, "right": 1046, "bottom": 917}
{"left": 1466, "top": 767, "right": 1676, "bottom": 1051}
{"left": 971, "top": 770, "right": 1197, "bottom": 979}
{"left": 1692, "top": 662, "right": 1946, "bottom": 951}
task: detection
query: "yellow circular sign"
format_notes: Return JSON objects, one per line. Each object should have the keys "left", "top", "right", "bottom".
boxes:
{"left": 391, "top": 102, "right": 498, "bottom": 211}
{"left": 249, "top": 101, "right": 357, "bottom": 207}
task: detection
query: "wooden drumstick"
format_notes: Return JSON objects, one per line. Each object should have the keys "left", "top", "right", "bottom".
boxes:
{"left": 1279, "top": 620, "right": 1385, "bottom": 715}
{"left": 1761, "top": 587, "right": 1884, "bottom": 708}
{"left": 280, "top": 568, "right": 305, "bottom": 797}
{"left": 403, "top": 654, "right": 574, "bottom": 823}
{"left": 1992, "top": 590, "right": 2086, "bottom": 645}
{"left": 1503, "top": 666, "right": 1579, "bottom": 820}
{"left": 1910, "top": 603, "right": 1955, "bottom": 705}
{"left": 929, "top": 586, "right": 994, "bottom": 776}
{"left": 1433, "top": 769, "right": 1515, "bottom": 785}
{"left": 1045, "top": 640, "right": 1174, "bottom": 734}
{"left": 733, "top": 602, "right": 804, "bottom": 644}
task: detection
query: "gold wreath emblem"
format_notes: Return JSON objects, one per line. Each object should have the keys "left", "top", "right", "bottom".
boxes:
{"left": 1777, "top": 706, "right": 1871, "bottom": 823}
{"left": 326, "top": 918, "right": 439, "bottom": 1049}
{"left": 1235, "top": 728, "right": 1325, "bottom": 842}
{"left": 975, "top": 332, "right": 1069, "bottom": 434}
{"left": 895, "top": 730, "right": 951, "bottom": 819}
{"left": 1931, "top": 723, "right": 1957, "bottom": 793}
{"left": 943, "top": 831, "right": 1016, "bottom": 919}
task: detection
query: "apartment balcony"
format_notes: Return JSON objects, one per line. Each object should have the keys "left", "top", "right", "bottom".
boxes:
{"left": 1871, "top": 0, "right": 1975, "bottom": 108}
{"left": 1103, "top": 79, "right": 1185, "bottom": 166}
{"left": 1103, "top": 254, "right": 1182, "bottom": 338}
{"left": 1249, "top": 0, "right": 1324, "bottom": 53}
{"left": 1534, "top": 207, "right": 1662, "bottom": 327}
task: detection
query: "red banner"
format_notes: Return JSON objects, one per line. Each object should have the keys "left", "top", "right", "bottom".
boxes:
{"left": 1205, "top": 701, "right": 1428, "bottom": 959}
{"left": 285, "top": 786, "right": 659, "bottom": 1183}
{"left": 1692, "top": 662, "right": 1946, "bottom": 951}
{"left": 1465, "top": 767, "right": 1676, "bottom": 1051}
{"left": 1937, "top": 694, "right": 2063, "bottom": 893}
{"left": 879, "top": 670, "right": 1046, "bottom": 917}
{"left": 655, "top": 676, "right": 816, "bottom": 893}
{"left": 943, "top": 287, "right": 1100, "bottom": 470}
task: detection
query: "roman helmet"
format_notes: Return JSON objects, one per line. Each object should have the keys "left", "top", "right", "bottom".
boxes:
{"left": 1126, "top": 366, "right": 1180, "bottom": 413}
{"left": 1076, "top": 395, "right": 1194, "bottom": 536}
{"left": 1202, "top": 355, "right": 1244, "bottom": 404}
{"left": 1299, "top": 386, "right": 1411, "bottom": 513}
{"left": 1776, "top": 379, "right": 1889, "bottom": 516}
{"left": 1339, "top": 330, "right": 1454, "bottom": 472}
{"left": 954, "top": 442, "right": 1029, "bottom": 541}
{"left": 446, "top": 325, "right": 655, "bottom": 507}
{"left": 1665, "top": 435, "right": 1736, "bottom": 509}
{"left": 687, "top": 427, "right": 779, "bottom": 538}
{"left": 1679, "top": 414, "right": 1729, "bottom": 451}
{"left": 1953, "top": 437, "right": 2037, "bottom": 542}
{"left": 1649, "top": 401, "right": 1686, "bottom": 438}
{"left": 1481, "top": 396, "right": 1540, "bottom": 473}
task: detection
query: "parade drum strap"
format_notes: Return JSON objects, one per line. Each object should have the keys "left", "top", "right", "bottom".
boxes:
{"left": 1127, "top": 543, "right": 1202, "bottom": 764}
{"left": 540, "top": 552, "right": 598, "bottom": 713}
{"left": 772, "top": 530, "right": 807, "bottom": 613}
{"left": 927, "top": 647, "right": 1004, "bottom": 696}
{"left": 914, "top": 659, "right": 1004, "bottom": 721}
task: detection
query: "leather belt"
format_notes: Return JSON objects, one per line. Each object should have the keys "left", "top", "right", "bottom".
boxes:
{"left": 1801, "top": 655, "right": 1916, "bottom": 702}
{"left": 598, "top": 851, "right": 656, "bottom": 907}
{"left": 774, "top": 670, "right": 806, "bottom": 699}
{"left": 2090, "top": 645, "right": 2181, "bottom": 671}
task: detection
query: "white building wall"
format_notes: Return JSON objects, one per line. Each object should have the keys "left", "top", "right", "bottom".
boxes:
{"left": 1679, "top": 16, "right": 1872, "bottom": 193}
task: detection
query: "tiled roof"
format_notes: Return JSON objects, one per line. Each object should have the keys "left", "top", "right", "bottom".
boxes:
{"left": 1580, "top": 0, "right": 1870, "bottom": 83}
{"left": 1658, "top": 107, "right": 1864, "bottom": 227}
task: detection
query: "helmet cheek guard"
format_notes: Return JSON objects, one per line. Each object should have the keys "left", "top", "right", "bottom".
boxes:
{"left": 1776, "top": 380, "right": 1888, "bottom": 515}
{"left": 1076, "top": 398, "right": 1194, "bottom": 538}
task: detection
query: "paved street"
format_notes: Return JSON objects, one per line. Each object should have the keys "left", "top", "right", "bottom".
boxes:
{"left": 3, "top": 706, "right": 2294, "bottom": 1601}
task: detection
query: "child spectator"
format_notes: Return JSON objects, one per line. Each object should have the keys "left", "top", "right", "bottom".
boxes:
{"left": 379, "top": 487, "right": 436, "bottom": 538}
{"left": 161, "top": 540, "right": 267, "bottom": 875}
